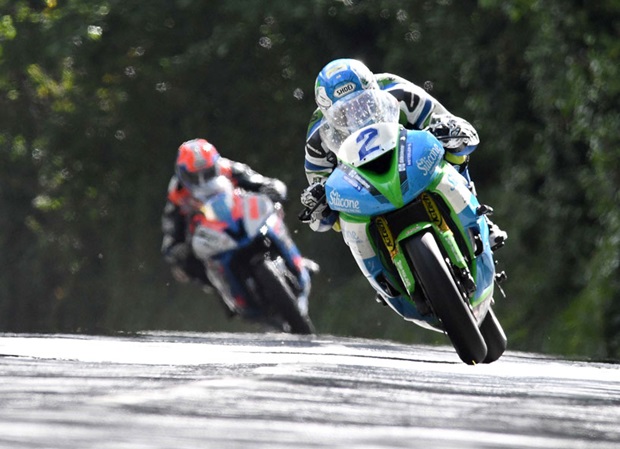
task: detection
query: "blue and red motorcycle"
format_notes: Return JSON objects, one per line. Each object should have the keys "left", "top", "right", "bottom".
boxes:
{"left": 190, "top": 176, "right": 315, "bottom": 334}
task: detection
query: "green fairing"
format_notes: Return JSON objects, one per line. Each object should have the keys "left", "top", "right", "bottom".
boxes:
{"left": 339, "top": 212, "right": 368, "bottom": 224}
{"left": 357, "top": 151, "right": 405, "bottom": 209}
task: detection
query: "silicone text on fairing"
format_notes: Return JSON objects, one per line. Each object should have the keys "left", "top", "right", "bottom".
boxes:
{"left": 416, "top": 144, "right": 442, "bottom": 176}
{"left": 329, "top": 190, "right": 360, "bottom": 212}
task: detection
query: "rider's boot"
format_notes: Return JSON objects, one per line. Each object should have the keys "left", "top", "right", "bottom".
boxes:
{"left": 487, "top": 219, "right": 508, "bottom": 251}
{"left": 469, "top": 182, "right": 507, "bottom": 252}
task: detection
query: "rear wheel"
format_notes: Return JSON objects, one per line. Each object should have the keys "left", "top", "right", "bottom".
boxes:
{"left": 405, "top": 231, "right": 487, "bottom": 365}
{"left": 479, "top": 308, "right": 507, "bottom": 364}
{"left": 254, "top": 260, "right": 315, "bottom": 335}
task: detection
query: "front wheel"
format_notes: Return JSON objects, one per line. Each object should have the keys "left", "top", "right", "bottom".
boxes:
{"left": 254, "top": 259, "right": 315, "bottom": 335}
{"left": 405, "top": 231, "right": 487, "bottom": 365}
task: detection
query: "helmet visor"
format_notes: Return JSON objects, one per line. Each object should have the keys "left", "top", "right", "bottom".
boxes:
{"left": 177, "top": 164, "right": 219, "bottom": 192}
{"left": 323, "top": 89, "right": 400, "bottom": 138}
{"left": 189, "top": 174, "right": 233, "bottom": 203}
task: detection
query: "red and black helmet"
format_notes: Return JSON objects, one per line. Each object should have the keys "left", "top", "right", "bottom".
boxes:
{"left": 175, "top": 138, "right": 221, "bottom": 191}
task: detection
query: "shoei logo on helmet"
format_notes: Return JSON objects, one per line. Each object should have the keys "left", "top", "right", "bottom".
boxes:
{"left": 334, "top": 82, "right": 356, "bottom": 98}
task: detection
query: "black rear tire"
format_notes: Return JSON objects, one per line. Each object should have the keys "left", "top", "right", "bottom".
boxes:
{"left": 405, "top": 231, "right": 487, "bottom": 365}
{"left": 479, "top": 307, "right": 507, "bottom": 364}
{"left": 254, "top": 260, "right": 315, "bottom": 335}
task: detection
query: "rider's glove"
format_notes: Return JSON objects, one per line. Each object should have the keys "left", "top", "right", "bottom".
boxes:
{"left": 427, "top": 114, "right": 480, "bottom": 156}
{"left": 300, "top": 182, "right": 331, "bottom": 224}
{"left": 260, "top": 179, "right": 288, "bottom": 203}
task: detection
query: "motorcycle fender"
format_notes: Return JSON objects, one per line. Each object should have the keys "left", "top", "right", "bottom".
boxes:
{"left": 392, "top": 252, "right": 415, "bottom": 295}
{"left": 397, "top": 222, "right": 432, "bottom": 243}
{"left": 391, "top": 222, "right": 431, "bottom": 296}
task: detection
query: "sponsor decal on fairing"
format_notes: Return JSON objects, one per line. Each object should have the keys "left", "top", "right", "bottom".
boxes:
{"left": 343, "top": 174, "right": 363, "bottom": 191}
{"left": 329, "top": 190, "right": 361, "bottom": 212}
{"left": 398, "top": 139, "right": 406, "bottom": 172}
{"left": 416, "top": 143, "right": 442, "bottom": 176}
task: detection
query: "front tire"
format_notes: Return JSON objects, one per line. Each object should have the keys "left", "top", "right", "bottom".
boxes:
{"left": 254, "top": 260, "right": 315, "bottom": 335}
{"left": 405, "top": 231, "right": 487, "bottom": 364}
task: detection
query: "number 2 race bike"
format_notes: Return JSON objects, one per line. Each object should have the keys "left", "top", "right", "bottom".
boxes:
{"left": 303, "top": 122, "right": 507, "bottom": 364}
{"left": 190, "top": 176, "right": 315, "bottom": 334}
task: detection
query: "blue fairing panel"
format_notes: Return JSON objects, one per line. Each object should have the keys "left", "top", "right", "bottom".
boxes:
{"left": 400, "top": 130, "right": 445, "bottom": 204}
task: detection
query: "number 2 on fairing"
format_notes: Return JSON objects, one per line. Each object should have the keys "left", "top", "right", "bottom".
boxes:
{"left": 356, "top": 127, "right": 379, "bottom": 160}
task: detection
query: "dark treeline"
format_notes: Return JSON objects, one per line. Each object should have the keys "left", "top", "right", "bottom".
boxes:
{"left": 1, "top": 0, "right": 618, "bottom": 359}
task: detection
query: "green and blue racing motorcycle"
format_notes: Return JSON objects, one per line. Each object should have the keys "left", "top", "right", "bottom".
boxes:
{"left": 306, "top": 121, "right": 507, "bottom": 364}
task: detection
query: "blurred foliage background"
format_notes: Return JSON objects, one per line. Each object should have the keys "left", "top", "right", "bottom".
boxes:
{"left": 1, "top": 0, "right": 618, "bottom": 360}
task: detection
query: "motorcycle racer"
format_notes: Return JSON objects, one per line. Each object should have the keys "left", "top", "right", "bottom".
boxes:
{"left": 161, "top": 138, "right": 290, "bottom": 295}
{"left": 300, "top": 58, "right": 507, "bottom": 250}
